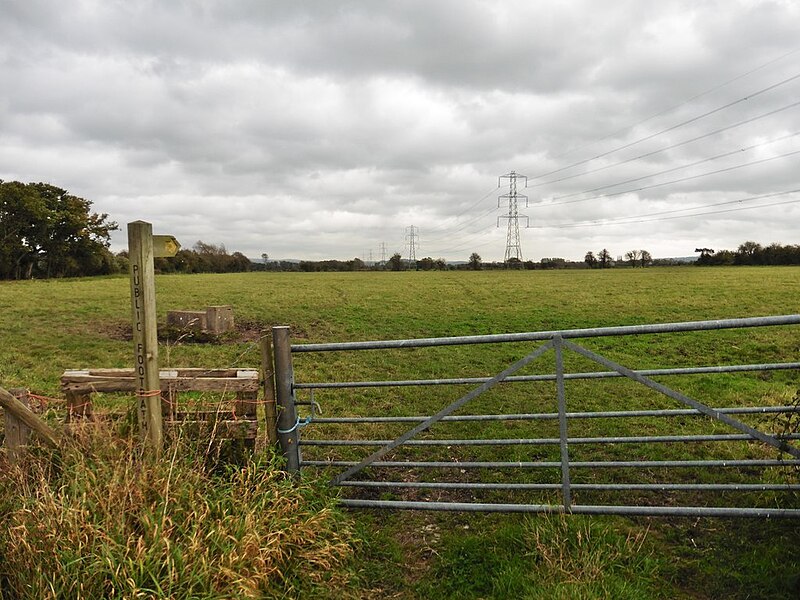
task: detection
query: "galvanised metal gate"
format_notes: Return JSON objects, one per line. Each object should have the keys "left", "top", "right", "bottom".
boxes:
{"left": 272, "top": 315, "right": 800, "bottom": 517}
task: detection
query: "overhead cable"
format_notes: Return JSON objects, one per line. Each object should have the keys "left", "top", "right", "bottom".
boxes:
{"left": 529, "top": 71, "right": 800, "bottom": 180}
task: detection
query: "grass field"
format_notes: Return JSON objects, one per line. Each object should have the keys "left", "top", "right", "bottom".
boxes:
{"left": 1, "top": 267, "right": 799, "bottom": 598}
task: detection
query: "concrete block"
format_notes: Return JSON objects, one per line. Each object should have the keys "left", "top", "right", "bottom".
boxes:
{"left": 167, "top": 310, "right": 207, "bottom": 331}
{"left": 206, "top": 305, "right": 234, "bottom": 334}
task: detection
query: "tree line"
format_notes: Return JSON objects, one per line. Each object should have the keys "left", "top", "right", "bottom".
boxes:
{"left": 4, "top": 181, "right": 800, "bottom": 279}
{"left": 695, "top": 242, "right": 800, "bottom": 266}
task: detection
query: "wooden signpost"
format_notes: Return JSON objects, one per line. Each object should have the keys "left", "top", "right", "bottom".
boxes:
{"left": 127, "top": 221, "right": 180, "bottom": 451}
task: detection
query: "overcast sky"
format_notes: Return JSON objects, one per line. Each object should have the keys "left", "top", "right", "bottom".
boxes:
{"left": 2, "top": 0, "right": 799, "bottom": 262}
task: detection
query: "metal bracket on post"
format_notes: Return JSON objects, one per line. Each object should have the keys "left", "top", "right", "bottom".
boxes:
{"left": 273, "top": 326, "right": 301, "bottom": 473}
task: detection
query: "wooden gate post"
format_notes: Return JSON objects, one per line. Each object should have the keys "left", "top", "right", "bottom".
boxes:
{"left": 272, "top": 326, "right": 300, "bottom": 473}
{"left": 128, "top": 221, "right": 163, "bottom": 451}
{"left": 261, "top": 336, "right": 279, "bottom": 445}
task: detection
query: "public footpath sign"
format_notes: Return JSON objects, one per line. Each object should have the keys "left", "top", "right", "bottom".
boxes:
{"left": 128, "top": 221, "right": 178, "bottom": 450}
{"left": 152, "top": 235, "right": 181, "bottom": 258}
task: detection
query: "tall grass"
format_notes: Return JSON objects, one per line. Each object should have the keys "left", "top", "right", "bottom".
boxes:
{"left": 0, "top": 427, "right": 358, "bottom": 599}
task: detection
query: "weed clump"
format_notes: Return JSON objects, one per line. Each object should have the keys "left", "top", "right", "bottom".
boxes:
{"left": 0, "top": 430, "right": 358, "bottom": 599}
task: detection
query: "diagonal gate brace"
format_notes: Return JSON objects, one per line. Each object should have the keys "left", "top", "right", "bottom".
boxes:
{"left": 563, "top": 339, "right": 800, "bottom": 459}
{"left": 331, "top": 340, "right": 555, "bottom": 484}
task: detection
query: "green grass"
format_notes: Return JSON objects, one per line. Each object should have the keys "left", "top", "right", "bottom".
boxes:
{"left": 1, "top": 267, "right": 800, "bottom": 598}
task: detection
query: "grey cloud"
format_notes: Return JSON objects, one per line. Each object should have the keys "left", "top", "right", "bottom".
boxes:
{"left": 1, "top": 0, "right": 799, "bottom": 262}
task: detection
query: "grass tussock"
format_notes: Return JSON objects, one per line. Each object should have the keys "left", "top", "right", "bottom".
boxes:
{"left": 419, "top": 515, "right": 663, "bottom": 599}
{"left": 0, "top": 429, "right": 358, "bottom": 599}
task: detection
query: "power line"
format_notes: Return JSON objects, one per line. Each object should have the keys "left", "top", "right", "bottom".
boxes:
{"left": 534, "top": 148, "right": 800, "bottom": 209}
{"left": 542, "top": 196, "right": 800, "bottom": 229}
{"left": 534, "top": 189, "right": 800, "bottom": 229}
{"left": 550, "top": 131, "right": 800, "bottom": 201}
{"left": 527, "top": 100, "right": 800, "bottom": 189}
{"left": 528, "top": 71, "right": 800, "bottom": 181}
{"left": 423, "top": 186, "right": 500, "bottom": 237}
{"left": 527, "top": 45, "right": 800, "bottom": 170}
{"left": 424, "top": 203, "right": 500, "bottom": 244}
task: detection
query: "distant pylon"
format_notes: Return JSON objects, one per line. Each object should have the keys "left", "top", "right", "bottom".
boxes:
{"left": 379, "top": 242, "right": 388, "bottom": 264}
{"left": 497, "top": 171, "right": 529, "bottom": 264}
{"left": 405, "top": 226, "right": 419, "bottom": 264}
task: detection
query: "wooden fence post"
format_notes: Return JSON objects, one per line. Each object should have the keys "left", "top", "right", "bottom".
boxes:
{"left": 128, "top": 221, "right": 163, "bottom": 451}
{"left": 0, "top": 386, "right": 62, "bottom": 450}
{"left": 66, "top": 390, "right": 93, "bottom": 422}
{"left": 261, "top": 336, "right": 279, "bottom": 445}
{"left": 4, "top": 389, "right": 32, "bottom": 462}
{"left": 273, "top": 326, "right": 300, "bottom": 473}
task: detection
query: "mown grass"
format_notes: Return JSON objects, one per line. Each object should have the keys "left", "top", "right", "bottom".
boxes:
{"left": 1, "top": 266, "right": 800, "bottom": 598}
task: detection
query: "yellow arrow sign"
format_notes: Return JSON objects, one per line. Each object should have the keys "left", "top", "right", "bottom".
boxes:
{"left": 152, "top": 235, "right": 181, "bottom": 258}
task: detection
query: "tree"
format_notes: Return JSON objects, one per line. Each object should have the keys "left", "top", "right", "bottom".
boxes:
{"left": 230, "top": 252, "right": 252, "bottom": 272}
{"left": 388, "top": 253, "right": 405, "bottom": 271}
{"left": 624, "top": 250, "right": 641, "bottom": 267}
{"left": 540, "top": 257, "right": 566, "bottom": 269}
{"left": 694, "top": 248, "right": 715, "bottom": 265}
{"left": 468, "top": 252, "right": 482, "bottom": 270}
{"left": 598, "top": 248, "right": 612, "bottom": 269}
{"left": 0, "top": 181, "right": 118, "bottom": 279}
{"left": 417, "top": 257, "right": 435, "bottom": 271}
{"left": 584, "top": 251, "right": 597, "bottom": 269}
{"left": 639, "top": 250, "right": 652, "bottom": 267}
{"left": 735, "top": 241, "right": 763, "bottom": 265}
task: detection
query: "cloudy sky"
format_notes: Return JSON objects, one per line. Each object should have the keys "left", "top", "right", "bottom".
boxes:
{"left": 2, "top": 0, "right": 799, "bottom": 262}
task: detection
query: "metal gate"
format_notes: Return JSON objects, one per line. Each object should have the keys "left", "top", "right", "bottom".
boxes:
{"left": 272, "top": 316, "right": 800, "bottom": 517}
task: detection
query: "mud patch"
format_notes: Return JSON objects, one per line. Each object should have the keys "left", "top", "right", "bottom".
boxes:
{"left": 94, "top": 319, "right": 293, "bottom": 345}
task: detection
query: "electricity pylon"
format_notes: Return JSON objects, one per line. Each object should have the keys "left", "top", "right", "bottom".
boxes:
{"left": 405, "top": 226, "right": 419, "bottom": 264}
{"left": 497, "top": 171, "right": 528, "bottom": 264}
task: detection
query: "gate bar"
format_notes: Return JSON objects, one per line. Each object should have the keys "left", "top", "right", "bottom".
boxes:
{"left": 564, "top": 340, "right": 800, "bottom": 458}
{"left": 300, "top": 433, "right": 800, "bottom": 446}
{"left": 305, "top": 459, "right": 800, "bottom": 468}
{"left": 311, "top": 405, "right": 800, "bottom": 424}
{"left": 337, "top": 481, "right": 800, "bottom": 492}
{"left": 292, "top": 315, "right": 800, "bottom": 352}
{"left": 337, "top": 499, "right": 800, "bottom": 518}
{"left": 294, "top": 361, "right": 800, "bottom": 389}
{"left": 331, "top": 341, "right": 554, "bottom": 484}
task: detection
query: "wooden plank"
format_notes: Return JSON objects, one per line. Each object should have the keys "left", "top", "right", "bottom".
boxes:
{"left": 61, "top": 376, "right": 260, "bottom": 394}
{"left": 0, "top": 386, "right": 61, "bottom": 449}
{"left": 66, "top": 368, "right": 254, "bottom": 378}
{"left": 62, "top": 369, "right": 257, "bottom": 382}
